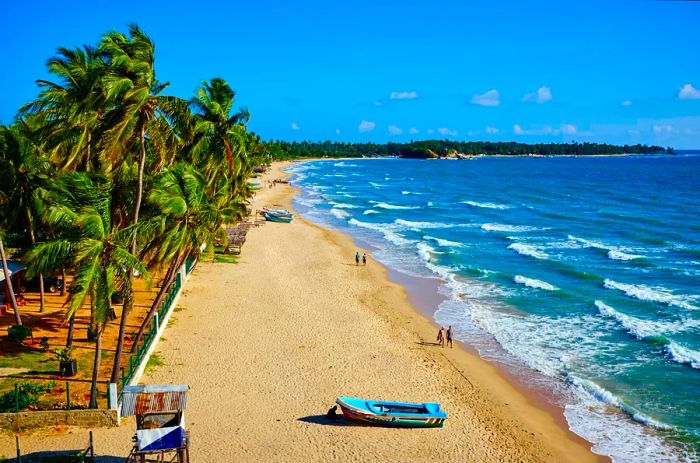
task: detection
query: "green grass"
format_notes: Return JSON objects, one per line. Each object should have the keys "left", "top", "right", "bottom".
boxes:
{"left": 213, "top": 253, "right": 238, "bottom": 264}
{"left": 144, "top": 353, "right": 164, "bottom": 373}
{"left": 173, "top": 306, "right": 186, "bottom": 313}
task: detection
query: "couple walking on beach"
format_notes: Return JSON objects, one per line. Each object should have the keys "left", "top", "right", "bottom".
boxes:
{"left": 437, "top": 326, "right": 453, "bottom": 348}
{"left": 355, "top": 251, "right": 367, "bottom": 266}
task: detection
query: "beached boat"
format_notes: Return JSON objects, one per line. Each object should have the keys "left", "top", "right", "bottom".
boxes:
{"left": 264, "top": 213, "right": 293, "bottom": 223}
{"left": 262, "top": 207, "right": 292, "bottom": 217}
{"left": 336, "top": 396, "right": 447, "bottom": 427}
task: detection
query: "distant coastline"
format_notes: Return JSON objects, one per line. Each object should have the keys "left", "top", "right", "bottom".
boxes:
{"left": 266, "top": 140, "right": 672, "bottom": 160}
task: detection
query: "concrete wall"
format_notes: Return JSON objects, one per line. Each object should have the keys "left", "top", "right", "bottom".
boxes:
{"left": 0, "top": 409, "right": 118, "bottom": 432}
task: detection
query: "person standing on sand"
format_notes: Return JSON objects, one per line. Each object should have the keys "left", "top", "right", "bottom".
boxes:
{"left": 446, "top": 325, "right": 453, "bottom": 348}
{"left": 362, "top": 252, "right": 367, "bottom": 266}
{"left": 355, "top": 251, "right": 360, "bottom": 266}
{"left": 437, "top": 327, "right": 445, "bottom": 347}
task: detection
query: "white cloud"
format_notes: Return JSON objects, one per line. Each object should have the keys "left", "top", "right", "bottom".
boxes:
{"left": 513, "top": 124, "right": 524, "bottom": 135}
{"left": 358, "top": 120, "right": 376, "bottom": 133}
{"left": 438, "top": 127, "right": 458, "bottom": 136}
{"left": 653, "top": 124, "right": 674, "bottom": 134}
{"left": 471, "top": 89, "right": 500, "bottom": 107}
{"left": 373, "top": 101, "right": 383, "bottom": 106}
{"left": 291, "top": 122, "right": 300, "bottom": 130}
{"left": 628, "top": 129, "right": 641, "bottom": 136}
{"left": 485, "top": 126, "right": 499, "bottom": 134}
{"left": 388, "top": 125, "right": 403, "bottom": 135}
{"left": 409, "top": 127, "right": 419, "bottom": 134}
{"left": 335, "top": 128, "right": 341, "bottom": 135}
{"left": 427, "top": 129, "right": 435, "bottom": 134}
{"left": 679, "top": 83, "right": 700, "bottom": 100}
{"left": 561, "top": 124, "right": 577, "bottom": 135}
{"left": 621, "top": 100, "right": 633, "bottom": 106}
{"left": 390, "top": 91, "right": 417, "bottom": 100}
{"left": 522, "top": 86, "right": 552, "bottom": 104}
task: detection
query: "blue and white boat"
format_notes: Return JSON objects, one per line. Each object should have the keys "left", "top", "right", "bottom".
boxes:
{"left": 336, "top": 396, "right": 447, "bottom": 427}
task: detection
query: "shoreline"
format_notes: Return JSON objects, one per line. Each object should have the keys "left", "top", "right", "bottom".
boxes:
{"left": 1, "top": 160, "right": 606, "bottom": 462}
{"left": 281, "top": 161, "right": 607, "bottom": 461}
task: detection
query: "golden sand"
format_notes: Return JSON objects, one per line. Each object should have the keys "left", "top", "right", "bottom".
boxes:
{"left": 1, "top": 161, "right": 605, "bottom": 462}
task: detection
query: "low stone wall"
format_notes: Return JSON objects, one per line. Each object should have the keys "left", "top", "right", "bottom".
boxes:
{"left": 0, "top": 409, "right": 118, "bottom": 432}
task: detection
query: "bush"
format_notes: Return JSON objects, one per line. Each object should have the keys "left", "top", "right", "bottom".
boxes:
{"left": 0, "top": 381, "right": 56, "bottom": 412}
{"left": 40, "top": 337, "right": 50, "bottom": 352}
{"left": 7, "top": 324, "right": 32, "bottom": 343}
{"left": 55, "top": 347, "right": 73, "bottom": 362}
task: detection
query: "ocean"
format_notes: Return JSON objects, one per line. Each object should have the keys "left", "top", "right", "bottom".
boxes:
{"left": 287, "top": 154, "right": 700, "bottom": 462}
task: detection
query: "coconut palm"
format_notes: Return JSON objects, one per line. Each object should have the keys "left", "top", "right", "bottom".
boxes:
{"left": 21, "top": 45, "right": 106, "bottom": 173}
{"left": 25, "top": 172, "right": 148, "bottom": 407}
{"left": 188, "top": 78, "right": 250, "bottom": 180}
{"left": 128, "top": 162, "right": 242, "bottom": 355}
{"left": 0, "top": 124, "right": 53, "bottom": 311}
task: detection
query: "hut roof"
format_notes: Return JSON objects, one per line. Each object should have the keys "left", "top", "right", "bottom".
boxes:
{"left": 121, "top": 384, "right": 189, "bottom": 416}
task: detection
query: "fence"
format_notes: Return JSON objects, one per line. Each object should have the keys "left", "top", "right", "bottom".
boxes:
{"left": 118, "top": 252, "right": 197, "bottom": 398}
{"left": 0, "top": 378, "right": 110, "bottom": 413}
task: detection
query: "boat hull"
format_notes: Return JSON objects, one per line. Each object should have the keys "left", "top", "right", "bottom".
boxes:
{"left": 264, "top": 213, "right": 293, "bottom": 223}
{"left": 336, "top": 397, "right": 446, "bottom": 428}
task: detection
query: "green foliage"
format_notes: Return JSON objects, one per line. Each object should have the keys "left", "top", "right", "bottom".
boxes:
{"left": 263, "top": 140, "right": 671, "bottom": 160}
{"left": 55, "top": 347, "right": 73, "bottom": 362}
{"left": 0, "top": 380, "right": 56, "bottom": 412}
{"left": 40, "top": 336, "right": 50, "bottom": 352}
{"left": 7, "top": 324, "right": 32, "bottom": 343}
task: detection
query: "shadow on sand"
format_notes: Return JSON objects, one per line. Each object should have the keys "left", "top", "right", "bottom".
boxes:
{"left": 297, "top": 414, "right": 366, "bottom": 427}
{"left": 15, "top": 451, "right": 124, "bottom": 463}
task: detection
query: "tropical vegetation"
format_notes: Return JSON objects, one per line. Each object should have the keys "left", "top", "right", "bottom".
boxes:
{"left": 0, "top": 24, "right": 268, "bottom": 407}
{"left": 265, "top": 140, "right": 671, "bottom": 159}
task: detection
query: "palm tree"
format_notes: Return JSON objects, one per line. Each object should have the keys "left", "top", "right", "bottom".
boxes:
{"left": 188, "top": 78, "right": 250, "bottom": 180}
{"left": 0, "top": 236, "right": 21, "bottom": 325}
{"left": 128, "top": 162, "right": 240, "bottom": 354}
{"left": 21, "top": 45, "right": 106, "bottom": 173}
{"left": 26, "top": 172, "right": 148, "bottom": 407}
{"left": 0, "top": 124, "right": 53, "bottom": 311}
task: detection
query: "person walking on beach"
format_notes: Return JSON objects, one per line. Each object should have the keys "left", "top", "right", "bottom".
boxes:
{"left": 437, "top": 327, "right": 445, "bottom": 347}
{"left": 362, "top": 252, "right": 367, "bottom": 266}
{"left": 446, "top": 325, "right": 453, "bottom": 348}
{"left": 355, "top": 251, "right": 360, "bottom": 266}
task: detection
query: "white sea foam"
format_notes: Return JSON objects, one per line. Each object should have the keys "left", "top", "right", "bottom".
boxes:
{"left": 482, "top": 223, "right": 541, "bottom": 232}
{"left": 464, "top": 200, "right": 511, "bottom": 210}
{"left": 375, "top": 202, "right": 420, "bottom": 210}
{"left": 363, "top": 209, "right": 379, "bottom": 215}
{"left": 593, "top": 300, "right": 695, "bottom": 340}
{"left": 369, "top": 181, "right": 386, "bottom": 188}
{"left": 329, "top": 208, "right": 350, "bottom": 219}
{"left": 424, "top": 235, "right": 464, "bottom": 248}
{"left": 568, "top": 235, "right": 646, "bottom": 262}
{"left": 508, "top": 243, "right": 549, "bottom": 260}
{"left": 607, "top": 250, "right": 644, "bottom": 261}
{"left": 348, "top": 218, "right": 413, "bottom": 246}
{"left": 666, "top": 342, "right": 700, "bottom": 369}
{"left": 566, "top": 375, "right": 672, "bottom": 430}
{"left": 328, "top": 201, "right": 360, "bottom": 209}
{"left": 603, "top": 279, "right": 699, "bottom": 311}
{"left": 514, "top": 275, "right": 558, "bottom": 291}
{"left": 394, "top": 219, "right": 459, "bottom": 229}
{"left": 401, "top": 190, "right": 423, "bottom": 195}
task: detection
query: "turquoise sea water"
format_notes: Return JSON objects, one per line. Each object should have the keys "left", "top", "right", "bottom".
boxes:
{"left": 288, "top": 155, "right": 700, "bottom": 462}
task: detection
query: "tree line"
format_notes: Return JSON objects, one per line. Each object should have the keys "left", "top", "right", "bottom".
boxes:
{"left": 0, "top": 25, "right": 270, "bottom": 407}
{"left": 265, "top": 140, "right": 671, "bottom": 159}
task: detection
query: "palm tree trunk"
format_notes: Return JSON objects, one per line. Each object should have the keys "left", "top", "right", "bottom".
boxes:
{"left": 130, "top": 253, "right": 185, "bottom": 352}
{"left": 0, "top": 237, "right": 21, "bottom": 325}
{"left": 85, "top": 132, "right": 91, "bottom": 173}
{"left": 132, "top": 126, "right": 147, "bottom": 254}
{"left": 66, "top": 314, "right": 75, "bottom": 348}
{"left": 25, "top": 208, "right": 45, "bottom": 313}
{"left": 61, "top": 268, "right": 66, "bottom": 296}
{"left": 110, "top": 277, "right": 133, "bottom": 383}
{"left": 89, "top": 326, "right": 102, "bottom": 409}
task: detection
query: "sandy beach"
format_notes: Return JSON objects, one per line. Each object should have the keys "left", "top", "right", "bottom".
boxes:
{"left": 1, "top": 161, "right": 605, "bottom": 462}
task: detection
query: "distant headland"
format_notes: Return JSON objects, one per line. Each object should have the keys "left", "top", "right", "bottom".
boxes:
{"left": 265, "top": 140, "right": 672, "bottom": 160}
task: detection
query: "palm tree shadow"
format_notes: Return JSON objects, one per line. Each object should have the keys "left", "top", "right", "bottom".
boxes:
{"left": 18, "top": 451, "right": 124, "bottom": 462}
{"left": 416, "top": 341, "right": 441, "bottom": 347}
{"left": 297, "top": 414, "right": 366, "bottom": 427}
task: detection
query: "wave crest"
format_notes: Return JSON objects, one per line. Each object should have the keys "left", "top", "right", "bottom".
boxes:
{"left": 514, "top": 275, "right": 558, "bottom": 291}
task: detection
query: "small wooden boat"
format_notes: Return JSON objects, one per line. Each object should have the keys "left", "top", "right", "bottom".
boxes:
{"left": 336, "top": 396, "right": 447, "bottom": 427}
{"left": 262, "top": 207, "right": 292, "bottom": 217}
{"left": 264, "top": 213, "right": 293, "bottom": 223}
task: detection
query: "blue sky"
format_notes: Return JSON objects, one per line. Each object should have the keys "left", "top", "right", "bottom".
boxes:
{"left": 1, "top": 0, "right": 699, "bottom": 148}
